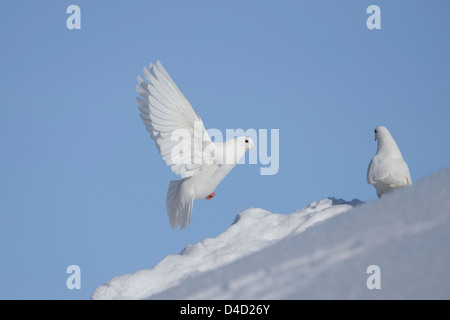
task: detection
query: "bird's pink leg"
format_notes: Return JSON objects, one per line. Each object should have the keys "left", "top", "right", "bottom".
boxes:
{"left": 205, "top": 192, "right": 215, "bottom": 200}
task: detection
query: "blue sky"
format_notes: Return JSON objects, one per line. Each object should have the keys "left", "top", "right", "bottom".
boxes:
{"left": 1, "top": 1, "right": 449, "bottom": 299}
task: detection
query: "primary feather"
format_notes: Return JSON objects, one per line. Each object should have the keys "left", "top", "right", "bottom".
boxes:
{"left": 137, "top": 61, "right": 215, "bottom": 179}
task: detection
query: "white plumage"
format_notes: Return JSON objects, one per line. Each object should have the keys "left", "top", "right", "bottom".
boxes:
{"left": 137, "top": 61, "right": 255, "bottom": 229}
{"left": 367, "top": 126, "right": 412, "bottom": 198}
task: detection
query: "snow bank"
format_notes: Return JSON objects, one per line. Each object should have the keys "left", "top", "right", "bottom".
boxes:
{"left": 151, "top": 167, "right": 450, "bottom": 300}
{"left": 93, "top": 166, "right": 450, "bottom": 300}
{"left": 92, "top": 198, "right": 360, "bottom": 299}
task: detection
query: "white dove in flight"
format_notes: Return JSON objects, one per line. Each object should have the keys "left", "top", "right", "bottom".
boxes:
{"left": 136, "top": 61, "right": 255, "bottom": 229}
{"left": 367, "top": 126, "right": 412, "bottom": 198}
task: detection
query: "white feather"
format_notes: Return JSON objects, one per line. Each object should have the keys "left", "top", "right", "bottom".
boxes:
{"left": 137, "top": 61, "right": 255, "bottom": 229}
{"left": 137, "top": 61, "right": 215, "bottom": 179}
{"left": 367, "top": 126, "right": 412, "bottom": 198}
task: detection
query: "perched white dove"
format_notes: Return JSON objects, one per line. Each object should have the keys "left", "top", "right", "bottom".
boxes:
{"left": 367, "top": 126, "right": 412, "bottom": 198}
{"left": 136, "top": 61, "right": 256, "bottom": 229}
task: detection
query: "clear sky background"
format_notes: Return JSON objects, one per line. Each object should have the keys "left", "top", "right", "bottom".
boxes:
{"left": 1, "top": 1, "right": 449, "bottom": 299}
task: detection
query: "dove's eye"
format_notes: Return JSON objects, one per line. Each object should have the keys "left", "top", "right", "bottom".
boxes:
{"left": 245, "top": 139, "right": 249, "bottom": 143}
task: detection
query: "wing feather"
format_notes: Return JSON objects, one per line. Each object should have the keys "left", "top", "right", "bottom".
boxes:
{"left": 137, "top": 61, "right": 215, "bottom": 178}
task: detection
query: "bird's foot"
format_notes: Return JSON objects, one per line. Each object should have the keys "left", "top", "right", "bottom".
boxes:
{"left": 205, "top": 192, "right": 215, "bottom": 200}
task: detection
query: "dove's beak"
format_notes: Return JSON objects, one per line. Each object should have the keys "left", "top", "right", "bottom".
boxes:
{"left": 249, "top": 142, "right": 256, "bottom": 150}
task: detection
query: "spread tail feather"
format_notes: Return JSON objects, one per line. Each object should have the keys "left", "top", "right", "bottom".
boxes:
{"left": 166, "top": 179, "right": 194, "bottom": 230}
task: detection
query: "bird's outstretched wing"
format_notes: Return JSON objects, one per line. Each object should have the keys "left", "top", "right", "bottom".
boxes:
{"left": 137, "top": 61, "right": 215, "bottom": 178}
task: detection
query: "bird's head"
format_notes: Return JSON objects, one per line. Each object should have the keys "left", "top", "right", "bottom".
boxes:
{"left": 221, "top": 136, "right": 256, "bottom": 165}
{"left": 373, "top": 125, "right": 402, "bottom": 156}
{"left": 374, "top": 125, "right": 389, "bottom": 142}
{"left": 243, "top": 136, "right": 256, "bottom": 151}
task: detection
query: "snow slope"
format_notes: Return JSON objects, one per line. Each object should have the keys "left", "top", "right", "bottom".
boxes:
{"left": 92, "top": 198, "right": 361, "bottom": 299}
{"left": 92, "top": 166, "right": 450, "bottom": 300}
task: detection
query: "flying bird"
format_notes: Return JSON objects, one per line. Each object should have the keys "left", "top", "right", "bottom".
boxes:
{"left": 367, "top": 126, "right": 412, "bottom": 198}
{"left": 136, "top": 61, "right": 255, "bottom": 229}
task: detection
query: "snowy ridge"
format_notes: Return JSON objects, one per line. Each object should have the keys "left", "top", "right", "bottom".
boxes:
{"left": 92, "top": 166, "right": 450, "bottom": 300}
{"left": 151, "top": 167, "right": 450, "bottom": 300}
{"left": 92, "top": 198, "right": 360, "bottom": 300}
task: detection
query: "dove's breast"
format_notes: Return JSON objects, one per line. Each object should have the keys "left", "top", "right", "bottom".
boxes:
{"left": 188, "top": 164, "right": 237, "bottom": 200}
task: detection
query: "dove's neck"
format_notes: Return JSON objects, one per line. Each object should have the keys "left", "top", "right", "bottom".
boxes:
{"left": 215, "top": 138, "right": 248, "bottom": 165}
{"left": 377, "top": 135, "right": 403, "bottom": 158}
